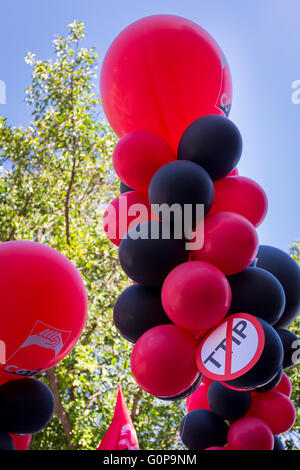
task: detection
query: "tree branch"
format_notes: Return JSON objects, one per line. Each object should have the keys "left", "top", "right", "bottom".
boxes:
{"left": 81, "top": 321, "right": 99, "bottom": 346}
{"left": 64, "top": 154, "right": 76, "bottom": 245}
{"left": 83, "top": 386, "right": 114, "bottom": 415}
{"left": 46, "top": 367, "right": 74, "bottom": 448}
{"left": 64, "top": 54, "right": 78, "bottom": 246}
{"left": 131, "top": 388, "right": 142, "bottom": 421}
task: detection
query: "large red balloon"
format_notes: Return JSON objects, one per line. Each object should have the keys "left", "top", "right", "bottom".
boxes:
{"left": 0, "top": 376, "right": 24, "bottom": 386}
{"left": 10, "top": 434, "right": 31, "bottom": 450}
{"left": 100, "top": 15, "right": 232, "bottom": 152}
{"left": 113, "top": 131, "right": 176, "bottom": 192}
{"left": 103, "top": 190, "right": 157, "bottom": 246}
{"left": 247, "top": 391, "right": 296, "bottom": 434}
{"left": 186, "top": 382, "right": 210, "bottom": 411}
{"left": 192, "top": 212, "right": 259, "bottom": 275}
{"left": 210, "top": 176, "right": 268, "bottom": 227}
{"left": 228, "top": 417, "right": 274, "bottom": 450}
{"left": 161, "top": 261, "right": 231, "bottom": 331}
{"left": 0, "top": 241, "right": 87, "bottom": 380}
{"left": 131, "top": 324, "right": 199, "bottom": 397}
{"left": 274, "top": 372, "right": 292, "bottom": 397}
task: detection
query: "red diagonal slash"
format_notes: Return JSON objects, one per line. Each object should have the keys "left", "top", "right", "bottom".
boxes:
{"left": 224, "top": 317, "right": 234, "bottom": 376}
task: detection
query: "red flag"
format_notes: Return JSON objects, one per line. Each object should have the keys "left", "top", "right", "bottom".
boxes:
{"left": 97, "top": 385, "right": 139, "bottom": 450}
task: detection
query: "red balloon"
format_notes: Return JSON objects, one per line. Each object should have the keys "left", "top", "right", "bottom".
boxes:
{"left": 113, "top": 131, "right": 176, "bottom": 192}
{"left": 103, "top": 190, "right": 157, "bottom": 246}
{"left": 0, "top": 376, "right": 24, "bottom": 386}
{"left": 186, "top": 383, "right": 210, "bottom": 411}
{"left": 202, "top": 376, "right": 213, "bottom": 387}
{"left": 10, "top": 434, "right": 31, "bottom": 450}
{"left": 162, "top": 261, "right": 231, "bottom": 331}
{"left": 0, "top": 241, "right": 87, "bottom": 380}
{"left": 220, "top": 381, "right": 255, "bottom": 392}
{"left": 131, "top": 324, "right": 199, "bottom": 397}
{"left": 228, "top": 417, "right": 274, "bottom": 450}
{"left": 192, "top": 212, "right": 259, "bottom": 275}
{"left": 227, "top": 168, "right": 239, "bottom": 176}
{"left": 247, "top": 391, "right": 296, "bottom": 434}
{"left": 205, "top": 446, "right": 226, "bottom": 450}
{"left": 274, "top": 372, "right": 292, "bottom": 397}
{"left": 210, "top": 176, "right": 268, "bottom": 227}
{"left": 100, "top": 15, "right": 232, "bottom": 152}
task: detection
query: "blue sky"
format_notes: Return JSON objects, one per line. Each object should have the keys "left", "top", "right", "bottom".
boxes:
{"left": 0, "top": 0, "right": 299, "bottom": 252}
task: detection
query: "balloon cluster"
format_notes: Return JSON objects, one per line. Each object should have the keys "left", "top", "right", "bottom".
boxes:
{"left": 101, "top": 15, "right": 300, "bottom": 449}
{"left": 0, "top": 241, "right": 88, "bottom": 449}
{"left": 183, "top": 372, "right": 295, "bottom": 450}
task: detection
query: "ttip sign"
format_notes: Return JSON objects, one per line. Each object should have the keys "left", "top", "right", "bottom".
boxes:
{"left": 196, "top": 313, "right": 265, "bottom": 381}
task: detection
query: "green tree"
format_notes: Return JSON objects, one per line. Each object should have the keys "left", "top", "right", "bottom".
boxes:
{"left": 0, "top": 21, "right": 185, "bottom": 450}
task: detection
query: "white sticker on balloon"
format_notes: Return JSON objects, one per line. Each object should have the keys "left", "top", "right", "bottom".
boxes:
{"left": 197, "top": 313, "right": 265, "bottom": 381}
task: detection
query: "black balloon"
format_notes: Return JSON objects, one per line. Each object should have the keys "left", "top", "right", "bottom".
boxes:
{"left": 256, "top": 245, "right": 300, "bottom": 328}
{"left": 120, "top": 181, "right": 134, "bottom": 194}
{"left": 177, "top": 115, "right": 242, "bottom": 181}
{"left": 180, "top": 409, "right": 228, "bottom": 450}
{"left": 224, "top": 317, "right": 284, "bottom": 390}
{"left": 254, "top": 368, "right": 283, "bottom": 393}
{"left": 276, "top": 329, "right": 300, "bottom": 369}
{"left": 207, "top": 381, "right": 251, "bottom": 421}
{"left": 273, "top": 435, "right": 285, "bottom": 450}
{"left": 0, "top": 431, "right": 15, "bottom": 450}
{"left": 0, "top": 378, "right": 54, "bottom": 434}
{"left": 113, "top": 284, "right": 173, "bottom": 343}
{"left": 157, "top": 374, "right": 203, "bottom": 402}
{"left": 227, "top": 267, "right": 286, "bottom": 325}
{"left": 148, "top": 160, "right": 214, "bottom": 230}
{"left": 119, "top": 221, "right": 189, "bottom": 286}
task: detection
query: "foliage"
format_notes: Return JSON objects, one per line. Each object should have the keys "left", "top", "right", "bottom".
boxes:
{"left": 0, "top": 21, "right": 184, "bottom": 450}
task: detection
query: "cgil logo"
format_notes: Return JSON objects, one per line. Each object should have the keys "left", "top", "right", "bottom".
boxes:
{"left": 4, "top": 365, "right": 43, "bottom": 376}
{"left": 0, "top": 321, "right": 71, "bottom": 376}
{"left": 0, "top": 80, "right": 6, "bottom": 104}
{"left": 218, "top": 92, "right": 231, "bottom": 117}
{"left": 19, "top": 326, "right": 67, "bottom": 356}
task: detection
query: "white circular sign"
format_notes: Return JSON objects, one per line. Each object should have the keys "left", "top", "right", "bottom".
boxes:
{"left": 196, "top": 313, "right": 265, "bottom": 381}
